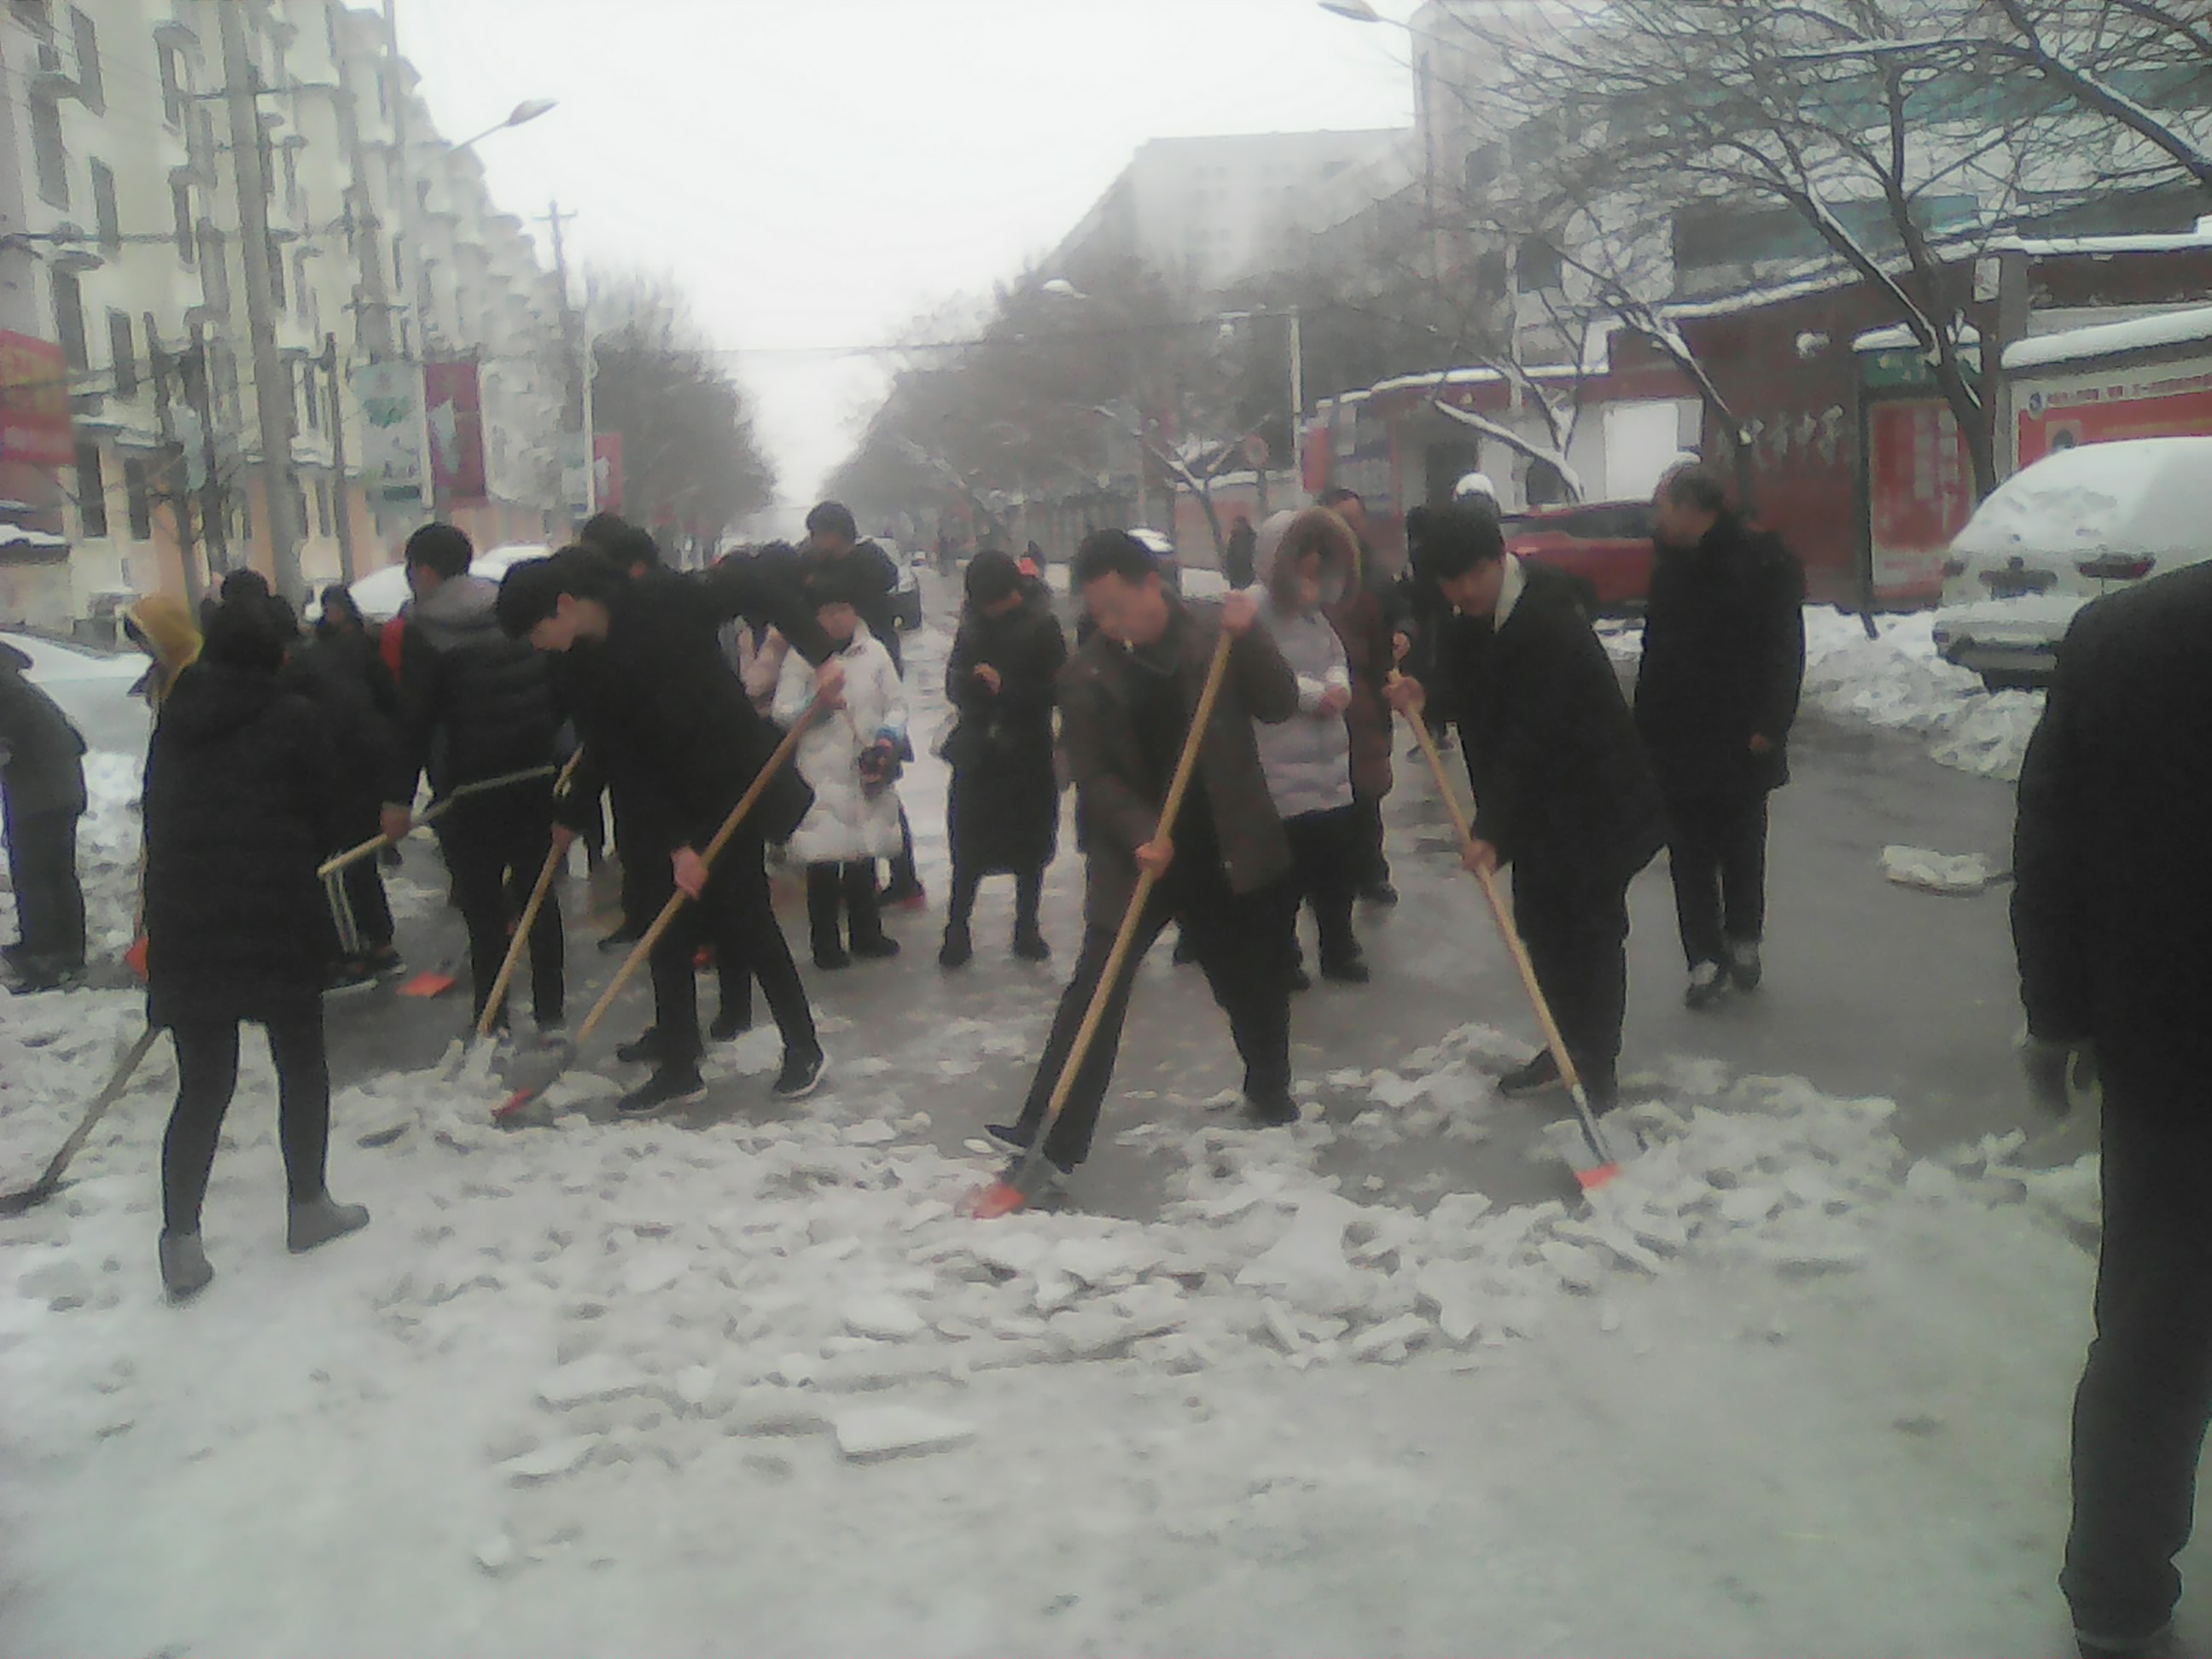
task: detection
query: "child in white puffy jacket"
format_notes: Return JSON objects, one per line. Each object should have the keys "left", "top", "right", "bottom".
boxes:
{"left": 772, "top": 581, "right": 908, "bottom": 969}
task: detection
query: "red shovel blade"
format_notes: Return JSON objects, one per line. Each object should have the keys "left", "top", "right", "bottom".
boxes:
{"left": 398, "top": 967, "right": 457, "bottom": 998}
{"left": 963, "top": 1179, "right": 1028, "bottom": 1220}
{"left": 124, "top": 935, "right": 149, "bottom": 982}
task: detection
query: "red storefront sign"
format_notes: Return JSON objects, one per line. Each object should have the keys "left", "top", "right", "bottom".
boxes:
{"left": 2017, "top": 365, "right": 2212, "bottom": 468}
{"left": 0, "top": 331, "right": 73, "bottom": 467}
{"left": 423, "top": 359, "right": 487, "bottom": 504}
{"left": 1868, "top": 398, "right": 1974, "bottom": 604}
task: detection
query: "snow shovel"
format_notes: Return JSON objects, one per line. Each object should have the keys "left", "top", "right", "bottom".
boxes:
{"left": 0, "top": 1027, "right": 164, "bottom": 1216}
{"left": 316, "top": 764, "right": 559, "bottom": 880}
{"left": 493, "top": 712, "right": 817, "bottom": 1122}
{"left": 472, "top": 750, "right": 588, "bottom": 1040}
{"left": 1396, "top": 676, "right": 1624, "bottom": 1193}
{"left": 967, "top": 628, "right": 1237, "bottom": 1220}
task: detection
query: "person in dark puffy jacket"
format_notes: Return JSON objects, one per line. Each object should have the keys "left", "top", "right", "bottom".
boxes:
{"left": 0, "top": 641, "right": 88, "bottom": 990}
{"left": 387, "top": 523, "right": 566, "bottom": 1033}
{"left": 143, "top": 601, "right": 367, "bottom": 1302}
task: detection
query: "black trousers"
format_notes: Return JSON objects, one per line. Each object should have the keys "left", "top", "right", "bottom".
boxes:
{"left": 1511, "top": 855, "right": 1632, "bottom": 1086}
{"left": 1352, "top": 789, "right": 1390, "bottom": 887}
{"left": 1663, "top": 789, "right": 1770, "bottom": 968}
{"left": 1012, "top": 864, "right": 1294, "bottom": 1171}
{"left": 2063, "top": 1063, "right": 2212, "bottom": 1642}
{"left": 946, "top": 860, "right": 1045, "bottom": 935}
{"left": 435, "top": 783, "right": 565, "bottom": 1027}
{"left": 1284, "top": 806, "right": 1362, "bottom": 968}
{"left": 640, "top": 833, "right": 816, "bottom": 1068}
{"left": 161, "top": 1010, "right": 329, "bottom": 1233}
{"left": 3, "top": 804, "right": 85, "bottom": 966}
{"left": 806, "top": 860, "right": 888, "bottom": 955}
{"left": 883, "top": 806, "right": 922, "bottom": 896}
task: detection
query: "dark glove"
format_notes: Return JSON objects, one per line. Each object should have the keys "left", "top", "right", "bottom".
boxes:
{"left": 859, "top": 738, "right": 899, "bottom": 794}
{"left": 2021, "top": 1033, "right": 2091, "bottom": 1116}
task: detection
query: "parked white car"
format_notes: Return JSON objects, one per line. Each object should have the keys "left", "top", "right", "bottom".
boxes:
{"left": 344, "top": 543, "right": 555, "bottom": 623}
{"left": 1931, "top": 436, "right": 2212, "bottom": 686}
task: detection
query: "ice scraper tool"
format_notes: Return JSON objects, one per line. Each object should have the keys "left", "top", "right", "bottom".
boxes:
{"left": 493, "top": 712, "right": 815, "bottom": 1121}
{"left": 1396, "top": 674, "right": 1624, "bottom": 1193}
{"left": 966, "top": 628, "right": 1237, "bottom": 1220}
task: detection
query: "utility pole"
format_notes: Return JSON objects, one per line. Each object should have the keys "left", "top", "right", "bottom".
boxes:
{"left": 145, "top": 315, "right": 201, "bottom": 609}
{"left": 217, "top": 0, "right": 304, "bottom": 601}
{"left": 323, "top": 333, "right": 357, "bottom": 584}
{"left": 542, "top": 198, "right": 586, "bottom": 530}
{"left": 187, "top": 322, "right": 229, "bottom": 575}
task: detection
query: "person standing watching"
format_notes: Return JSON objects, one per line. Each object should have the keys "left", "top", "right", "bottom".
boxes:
{"left": 1636, "top": 461, "right": 1806, "bottom": 1009}
{"left": 0, "top": 641, "right": 88, "bottom": 991}
{"left": 2014, "top": 562, "right": 2212, "bottom": 1659}
{"left": 1384, "top": 504, "right": 1661, "bottom": 1109}
{"left": 1317, "top": 486, "right": 1402, "bottom": 906}
{"left": 385, "top": 523, "right": 567, "bottom": 1035}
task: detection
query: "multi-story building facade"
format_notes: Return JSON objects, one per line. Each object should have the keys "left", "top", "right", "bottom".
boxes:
{"left": 0, "top": 0, "right": 565, "bottom": 631}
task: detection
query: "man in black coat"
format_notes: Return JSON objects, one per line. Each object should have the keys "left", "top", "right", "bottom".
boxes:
{"left": 1386, "top": 503, "right": 1662, "bottom": 1108}
{"left": 385, "top": 523, "right": 567, "bottom": 1033}
{"left": 0, "top": 642, "right": 89, "bottom": 990}
{"left": 1636, "top": 462, "right": 1807, "bottom": 1009}
{"left": 498, "top": 548, "right": 834, "bottom": 1113}
{"left": 2013, "top": 563, "right": 2212, "bottom": 1659}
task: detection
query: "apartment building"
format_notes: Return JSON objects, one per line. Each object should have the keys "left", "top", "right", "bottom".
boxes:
{"left": 0, "top": 0, "right": 564, "bottom": 630}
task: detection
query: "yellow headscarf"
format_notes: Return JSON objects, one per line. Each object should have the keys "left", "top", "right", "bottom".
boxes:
{"left": 125, "top": 592, "right": 202, "bottom": 710}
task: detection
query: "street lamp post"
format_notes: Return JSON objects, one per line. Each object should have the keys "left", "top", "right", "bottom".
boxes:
{"left": 453, "top": 97, "right": 559, "bottom": 154}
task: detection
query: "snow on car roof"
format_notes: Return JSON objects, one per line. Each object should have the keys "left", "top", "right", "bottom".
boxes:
{"left": 1950, "top": 437, "right": 2212, "bottom": 563}
{"left": 2001, "top": 304, "right": 2212, "bottom": 371}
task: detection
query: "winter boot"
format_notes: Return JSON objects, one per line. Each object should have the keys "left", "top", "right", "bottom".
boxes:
{"left": 850, "top": 932, "right": 902, "bottom": 961}
{"left": 987, "top": 1119, "right": 1037, "bottom": 1152}
{"left": 773, "top": 1046, "right": 828, "bottom": 1100}
{"left": 1726, "top": 939, "right": 1764, "bottom": 992}
{"left": 1011, "top": 922, "right": 1051, "bottom": 962}
{"left": 1248, "top": 1090, "right": 1301, "bottom": 1127}
{"left": 615, "top": 1027, "right": 666, "bottom": 1065}
{"left": 1685, "top": 960, "right": 1729, "bottom": 1010}
{"left": 939, "top": 921, "right": 973, "bottom": 969}
{"left": 1499, "top": 1050, "right": 1563, "bottom": 1098}
{"left": 1319, "top": 949, "right": 1371, "bottom": 985}
{"left": 160, "top": 1230, "right": 214, "bottom": 1302}
{"left": 287, "top": 1192, "right": 370, "bottom": 1254}
{"left": 618, "top": 1065, "right": 707, "bottom": 1116}
{"left": 709, "top": 1006, "right": 752, "bottom": 1043}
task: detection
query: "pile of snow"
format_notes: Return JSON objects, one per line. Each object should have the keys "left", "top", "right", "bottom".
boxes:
{"left": 1801, "top": 608, "right": 2045, "bottom": 781}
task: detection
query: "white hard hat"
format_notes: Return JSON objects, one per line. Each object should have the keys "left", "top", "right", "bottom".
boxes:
{"left": 1452, "top": 470, "right": 1498, "bottom": 504}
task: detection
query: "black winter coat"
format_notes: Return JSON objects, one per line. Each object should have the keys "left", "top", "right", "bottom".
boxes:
{"left": 2013, "top": 563, "right": 2212, "bottom": 1085}
{"left": 945, "top": 590, "right": 1068, "bottom": 875}
{"left": 282, "top": 637, "right": 408, "bottom": 834}
{"left": 557, "top": 569, "right": 812, "bottom": 855}
{"left": 1635, "top": 515, "right": 1807, "bottom": 797}
{"left": 143, "top": 662, "right": 341, "bottom": 1027}
{"left": 396, "top": 573, "right": 560, "bottom": 797}
{"left": 1440, "top": 560, "right": 1662, "bottom": 886}
{"left": 0, "top": 656, "right": 88, "bottom": 819}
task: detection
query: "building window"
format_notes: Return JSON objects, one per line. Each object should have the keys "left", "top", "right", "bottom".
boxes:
{"left": 51, "top": 268, "right": 87, "bottom": 370}
{"left": 313, "top": 476, "right": 333, "bottom": 538}
{"left": 230, "top": 490, "right": 252, "bottom": 544}
{"left": 157, "top": 40, "right": 185, "bottom": 129}
{"left": 172, "top": 181, "right": 195, "bottom": 264}
{"left": 74, "top": 440, "right": 107, "bottom": 538}
{"left": 108, "top": 309, "right": 137, "bottom": 398}
{"left": 124, "top": 457, "right": 152, "bottom": 540}
{"left": 300, "top": 361, "right": 319, "bottom": 432}
{"left": 70, "top": 6, "right": 101, "bottom": 111}
{"left": 1516, "top": 236, "right": 1564, "bottom": 293}
{"left": 267, "top": 234, "right": 287, "bottom": 310}
{"left": 198, "top": 224, "right": 230, "bottom": 313}
{"left": 212, "top": 346, "right": 239, "bottom": 424}
{"left": 282, "top": 143, "right": 299, "bottom": 214}
{"left": 90, "top": 158, "right": 119, "bottom": 253}
{"left": 30, "top": 95, "right": 67, "bottom": 208}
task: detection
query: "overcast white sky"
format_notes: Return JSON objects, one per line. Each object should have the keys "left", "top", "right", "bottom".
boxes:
{"left": 394, "top": 0, "right": 1417, "bottom": 532}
